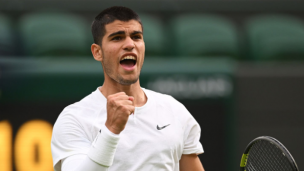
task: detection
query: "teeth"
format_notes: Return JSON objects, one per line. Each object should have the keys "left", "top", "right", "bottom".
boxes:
{"left": 121, "top": 56, "right": 136, "bottom": 61}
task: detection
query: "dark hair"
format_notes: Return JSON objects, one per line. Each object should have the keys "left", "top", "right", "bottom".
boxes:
{"left": 91, "top": 6, "right": 142, "bottom": 45}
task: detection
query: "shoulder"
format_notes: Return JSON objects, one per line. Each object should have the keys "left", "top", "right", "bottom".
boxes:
{"left": 53, "top": 89, "right": 106, "bottom": 137}
{"left": 59, "top": 89, "right": 106, "bottom": 120}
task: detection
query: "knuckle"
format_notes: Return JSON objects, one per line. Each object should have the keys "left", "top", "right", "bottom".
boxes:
{"left": 121, "top": 106, "right": 128, "bottom": 111}
{"left": 117, "top": 92, "right": 126, "bottom": 96}
{"left": 119, "top": 106, "right": 130, "bottom": 113}
{"left": 117, "top": 105, "right": 125, "bottom": 110}
{"left": 107, "top": 96, "right": 113, "bottom": 102}
{"left": 108, "top": 99, "right": 115, "bottom": 105}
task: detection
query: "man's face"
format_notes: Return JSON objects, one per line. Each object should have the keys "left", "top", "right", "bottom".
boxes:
{"left": 100, "top": 19, "right": 145, "bottom": 85}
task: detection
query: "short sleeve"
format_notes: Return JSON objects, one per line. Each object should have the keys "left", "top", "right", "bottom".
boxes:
{"left": 51, "top": 112, "right": 93, "bottom": 171}
{"left": 182, "top": 107, "right": 204, "bottom": 155}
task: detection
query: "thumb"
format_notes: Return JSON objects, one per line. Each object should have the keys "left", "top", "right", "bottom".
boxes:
{"left": 128, "top": 96, "right": 134, "bottom": 101}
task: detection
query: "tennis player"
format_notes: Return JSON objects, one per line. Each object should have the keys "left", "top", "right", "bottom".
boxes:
{"left": 51, "top": 6, "right": 204, "bottom": 171}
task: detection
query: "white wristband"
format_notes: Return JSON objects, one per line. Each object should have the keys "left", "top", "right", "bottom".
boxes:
{"left": 87, "top": 124, "right": 120, "bottom": 167}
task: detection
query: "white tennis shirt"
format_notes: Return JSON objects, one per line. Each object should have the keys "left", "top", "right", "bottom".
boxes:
{"left": 51, "top": 87, "right": 204, "bottom": 171}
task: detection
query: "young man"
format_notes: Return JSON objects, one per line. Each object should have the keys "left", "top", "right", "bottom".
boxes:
{"left": 51, "top": 6, "right": 205, "bottom": 171}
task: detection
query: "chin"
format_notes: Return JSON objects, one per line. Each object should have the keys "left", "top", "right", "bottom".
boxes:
{"left": 117, "top": 77, "right": 139, "bottom": 85}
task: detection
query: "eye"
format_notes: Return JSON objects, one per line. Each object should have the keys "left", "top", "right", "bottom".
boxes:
{"left": 132, "top": 35, "right": 142, "bottom": 40}
{"left": 111, "top": 36, "right": 122, "bottom": 41}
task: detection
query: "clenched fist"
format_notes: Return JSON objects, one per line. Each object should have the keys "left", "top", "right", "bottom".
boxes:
{"left": 105, "top": 92, "right": 135, "bottom": 134}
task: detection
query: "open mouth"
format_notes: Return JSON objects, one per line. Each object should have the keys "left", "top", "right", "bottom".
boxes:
{"left": 120, "top": 56, "right": 137, "bottom": 69}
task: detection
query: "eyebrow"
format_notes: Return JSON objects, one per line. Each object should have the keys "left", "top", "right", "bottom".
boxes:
{"left": 131, "top": 31, "right": 143, "bottom": 35}
{"left": 108, "top": 30, "right": 143, "bottom": 38}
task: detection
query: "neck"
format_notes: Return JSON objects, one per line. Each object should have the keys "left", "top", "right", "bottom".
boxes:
{"left": 99, "top": 78, "right": 147, "bottom": 107}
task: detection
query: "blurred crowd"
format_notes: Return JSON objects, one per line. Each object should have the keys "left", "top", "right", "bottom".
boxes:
{"left": 1, "top": 11, "right": 304, "bottom": 61}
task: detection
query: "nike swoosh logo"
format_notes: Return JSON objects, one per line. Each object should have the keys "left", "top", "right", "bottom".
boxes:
{"left": 157, "top": 124, "right": 170, "bottom": 130}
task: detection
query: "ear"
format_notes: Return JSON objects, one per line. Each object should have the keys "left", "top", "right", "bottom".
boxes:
{"left": 91, "top": 43, "right": 103, "bottom": 62}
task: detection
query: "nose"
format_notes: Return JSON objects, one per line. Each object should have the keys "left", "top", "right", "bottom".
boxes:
{"left": 123, "top": 36, "right": 135, "bottom": 51}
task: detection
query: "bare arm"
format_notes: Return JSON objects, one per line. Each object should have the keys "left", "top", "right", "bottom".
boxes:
{"left": 179, "top": 154, "right": 205, "bottom": 171}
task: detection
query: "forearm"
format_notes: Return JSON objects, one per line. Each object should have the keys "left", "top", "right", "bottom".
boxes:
{"left": 62, "top": 124, "right": 120, "bottom": 171}
{"left": 62, "top": 154, "right": 109, "bottom": 171}
{"left": 180, "top": 154, "right": 205, "bottom": 171}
